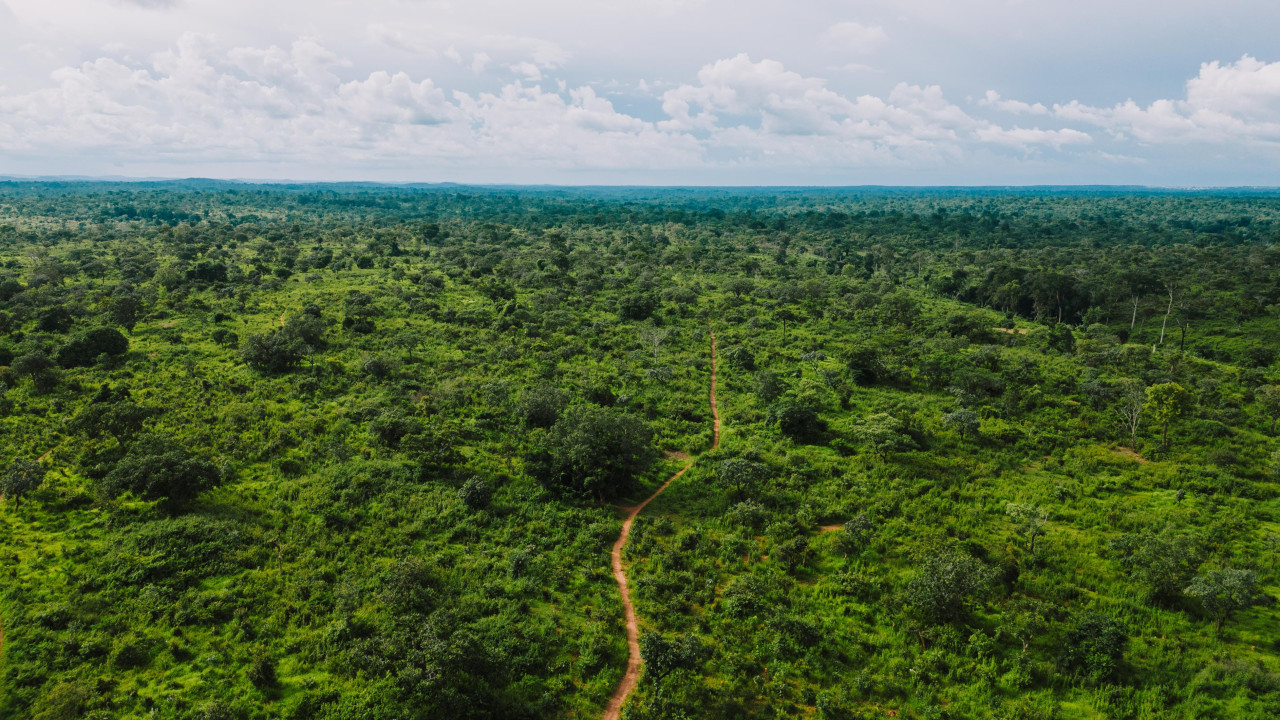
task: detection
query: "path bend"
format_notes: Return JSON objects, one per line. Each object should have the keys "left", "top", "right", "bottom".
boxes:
{"left": 602, "top": 327, "right": 719, "bottom": 720}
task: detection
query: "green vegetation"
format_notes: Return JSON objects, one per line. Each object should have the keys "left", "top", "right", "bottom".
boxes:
{"left": 2, "top": 182, "right": 1280, "bottom": 719}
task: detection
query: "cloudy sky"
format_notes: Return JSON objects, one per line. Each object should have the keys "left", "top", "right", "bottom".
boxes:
{"left": 2, "top": 0, "right": 1280, "bottom": 185}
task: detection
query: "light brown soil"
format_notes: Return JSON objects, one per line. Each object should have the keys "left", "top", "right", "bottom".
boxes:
{"left": 995, "top": 327, "right": 1030, "bottom": 335}
{"left": 602, "top": 327, "right": 720, "bottom": 720}
{"left": 819, "top": 524, "right": 844, "bottom": 533}
{"left": 1114, "top": 446, "right": 1148, "bottom": 463}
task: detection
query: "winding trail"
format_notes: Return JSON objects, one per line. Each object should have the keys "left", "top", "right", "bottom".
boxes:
{"left": 603, "top": 327, "right": 719, "bottom": 720}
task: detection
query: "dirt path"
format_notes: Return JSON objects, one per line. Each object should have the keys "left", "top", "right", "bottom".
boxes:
{"left": 602, "top": 326, "right": 719, "bottom": 720}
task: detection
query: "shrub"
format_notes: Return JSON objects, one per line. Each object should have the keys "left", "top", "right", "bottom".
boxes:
{"left": 1058, "top": 612, "right": 1127, "bottom": 682}
{"left": 56, "top": 326, "right": 128, "bottom": 367}
{"left": 99, "top": 434, "right": 224, "bottom": 511}
{"left": 531, "top": 404, "right": 654, "bottom": 498}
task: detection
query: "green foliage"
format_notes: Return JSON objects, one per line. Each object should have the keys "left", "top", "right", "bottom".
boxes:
{"left": 1145, "top": 381, "right": 1192, "bottom": 447}
{"left": 98, "top": 433, "right": 223, "bottom": 511}
{"left": 533, "top": 404, "right": 654, "bottom": 498}
{"left": 1005, "top": 502, "right": 1048, "bottom": 557}
{"left": 4, "top": 184, "right": 1280, "bottom": 719}
{"left": 518, "top": 384, "right": 567, "bottom": 428}
{"left": 55, "top": 326, "right": 128, "bottom": 367}
{"left": 640, "top": 632, "right": 706, "bottom": 695}
{"left": 941, "top": 408, "right": 980, "bottom": 441}
{"left": 1112, "top": 528, "right": 1205, "bottom": 605}
{"left": 852, "top": 412, "right": 913, "bottom": 460}
{"left": 767, "top": 397, "right": 825, "bottom": 441}
{"left": 618, "top": 292, "right": 657, "bottom": 321}
{"left": 1058, "top": 612, "right": 1128, "bottom": 683}
{"left": 716, "top": 457, "right": 770, "bottom": 496}
{"left": 903, "top": 547, "right": 996, "bottom": 624}
{"left": 240, "top": 328, "right": 306, "bottom": 373}
{"left": 0, "top": 459, "right": 45, "bottom": 508}
{"left": 1185, "top": 568, "right": 1263, "bottom": 631}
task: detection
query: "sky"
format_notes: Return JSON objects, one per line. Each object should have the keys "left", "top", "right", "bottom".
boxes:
{"left": 2, "top": 0, "right": 1280, "bottom": 185}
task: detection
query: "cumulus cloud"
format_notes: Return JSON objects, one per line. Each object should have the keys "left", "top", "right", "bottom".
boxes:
{"left": 825, "top": 21, "right": 888, "bottom": 55}
{"left": 980, "top": 90, "right": 1049, "bottom": 115}
{"left": 657, "top": 54, "right": 1081, "bottom": 166}
{"left": 975, "top": 125, "right": 1092, "bottom": 150}
{"left": 1042, "top": 55, "right": 1280, "bottom": 146}
{"left": 0, "top": 34, "right": 696, "bottom": 170}
{"left": 0, "top": 37, "right": 1106, "bottom": 178}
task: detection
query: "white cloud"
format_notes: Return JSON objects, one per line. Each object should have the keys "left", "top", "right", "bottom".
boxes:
{"left": 0, "top": 34, "right": 697, "bottom": 171}
{"left": 825, "top": 21, "right": 888, "bottom": 55}
{"left": 0, "top": 39, "right": 1097, "bottom": 178}
{"left": 979, "top": 90, "right": 1049, "bottom": 115}
{"left": 655, "top": 54, "right": 1083, "bottom": 167}
{"left": 974, "top": 125, "right": 1092, "bottom": 150}
{"left": 1048, "top": 55, "right": 1280, "bottom": 146}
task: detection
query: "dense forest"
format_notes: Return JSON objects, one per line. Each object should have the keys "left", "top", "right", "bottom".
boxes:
{"left": 3, "top": 182, "right": 1280, "bottom": 719}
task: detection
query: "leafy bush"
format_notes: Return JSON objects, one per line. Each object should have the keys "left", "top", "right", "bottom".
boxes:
{"left": 531, "top": 404, "right": 654, "bottom": 498}
{"left": 99, "top": 433, "right": 224, "bottom": 511}
{"left": 55, "top": 326, "right": 128, "bottom": 367}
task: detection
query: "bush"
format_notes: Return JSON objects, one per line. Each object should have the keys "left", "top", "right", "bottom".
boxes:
{"left": 1, "top": 460, "right": 46, "bottom": 509}
{"left": 518, "top": 385, "right": 566, "bottom": 428}
{"left": 99, "top": 434, "right": 224, "bottom": 511}
{"left": 618, "top": 292, "right": 658, "bottom": 321}
{"left": 767, "top": 397, "right": 825, "bottom": 441}
{"left": 904, "top": 547, "right": 996, "bottom": 624}
{"left": 458, "top": 477, "right": 493, "bottom": 510}
{"left": 56, "top": 326, "right": 128, "bottom": 367}
{"left": 531, "top": 404, "right": 654, "bottom": 498}
{"left": 248, "top": 651, "right": 279, "bottom": 690}
{"left": 1058, "top": 612, "right": 1127, "bottom": 682}
{"left": 241, "top": 329, "right": 306, "bottom": 373}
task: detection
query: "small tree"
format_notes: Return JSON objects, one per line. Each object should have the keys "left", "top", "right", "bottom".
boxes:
{"left": 725, "top": 277, "right": 754, "bottom": 299}
{"left": 767, "top": 398, "right": 825, "bottom": 441}
{"left": 240, "top": 330, "right": 305, "bottom": 373}
{"left": 1046, "top": 323, "right": 1076, "bottom": 353}
{"left": 903, "top": 548, "right": 995, "bottom": 625}
{"left": 1058, "top": 612, "right": 1127, "bottom": 683}
{"left": 833, "top": 513, "right": 876, "bottom": 555}
{"left": 852, "top": 412, "right": 912, "bottom": 461}
{"left": 99, "top": 434, "right": 223, "bottom": 512}
{"left": 716, "top": 458, "right": 770, "bottom": 496}
{"left": 56, "top": 327, "right": 129, "bottom": 367}
{"left": 1145, "top": 382, "right": 1191, "bottom": 448}
{"left": 942, "top": 408, "right": 980, "bottom": 441}
{"left": 533, "top": 405, "right": 654, "bottom": 499}
{"left": 639, "top": 632, "right": 706, "bottom": 703}
{"left": 1184, "top": 568, "right": 1262, "bottom": 633}
{"left": 1005, "top": 502, "right": 1048, "bottom": 557}
{"left": 1112, "top": 528, "right": 1203, "bottom": 605}
{"left": 1, "top": 460, "right": 46, "bottom": 509}
{"left": 1256, "top": 385, "right": 1280, "bottom": 435}
{"left": 776, "top": 307, "right": 799, "bottom": 344}
{"left": 1115, "top": 378, "right": 1146, "bottom": 447}
{"left": 517, "top": 385, "right": 566, "bottom": 428}
{"left": 636, "top": 324, "right": 672, "bottom": 363}
{"left": 724, "top": 346, "right": 756, "bottom": 371}
{"left": 457, "top": 477, "right": 493, "bottom": 510}
{"left": 618, "top": 293, "right": 658, "bottom": 321}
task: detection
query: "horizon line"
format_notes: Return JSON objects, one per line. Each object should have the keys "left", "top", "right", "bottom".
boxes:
{"left": 3, "top": 175, "right": 1280, "bottom": 192}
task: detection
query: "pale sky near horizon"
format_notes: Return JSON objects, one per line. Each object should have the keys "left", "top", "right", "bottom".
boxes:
{"left": 3, "top": 0, "right": 1280, "bottom": 185}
